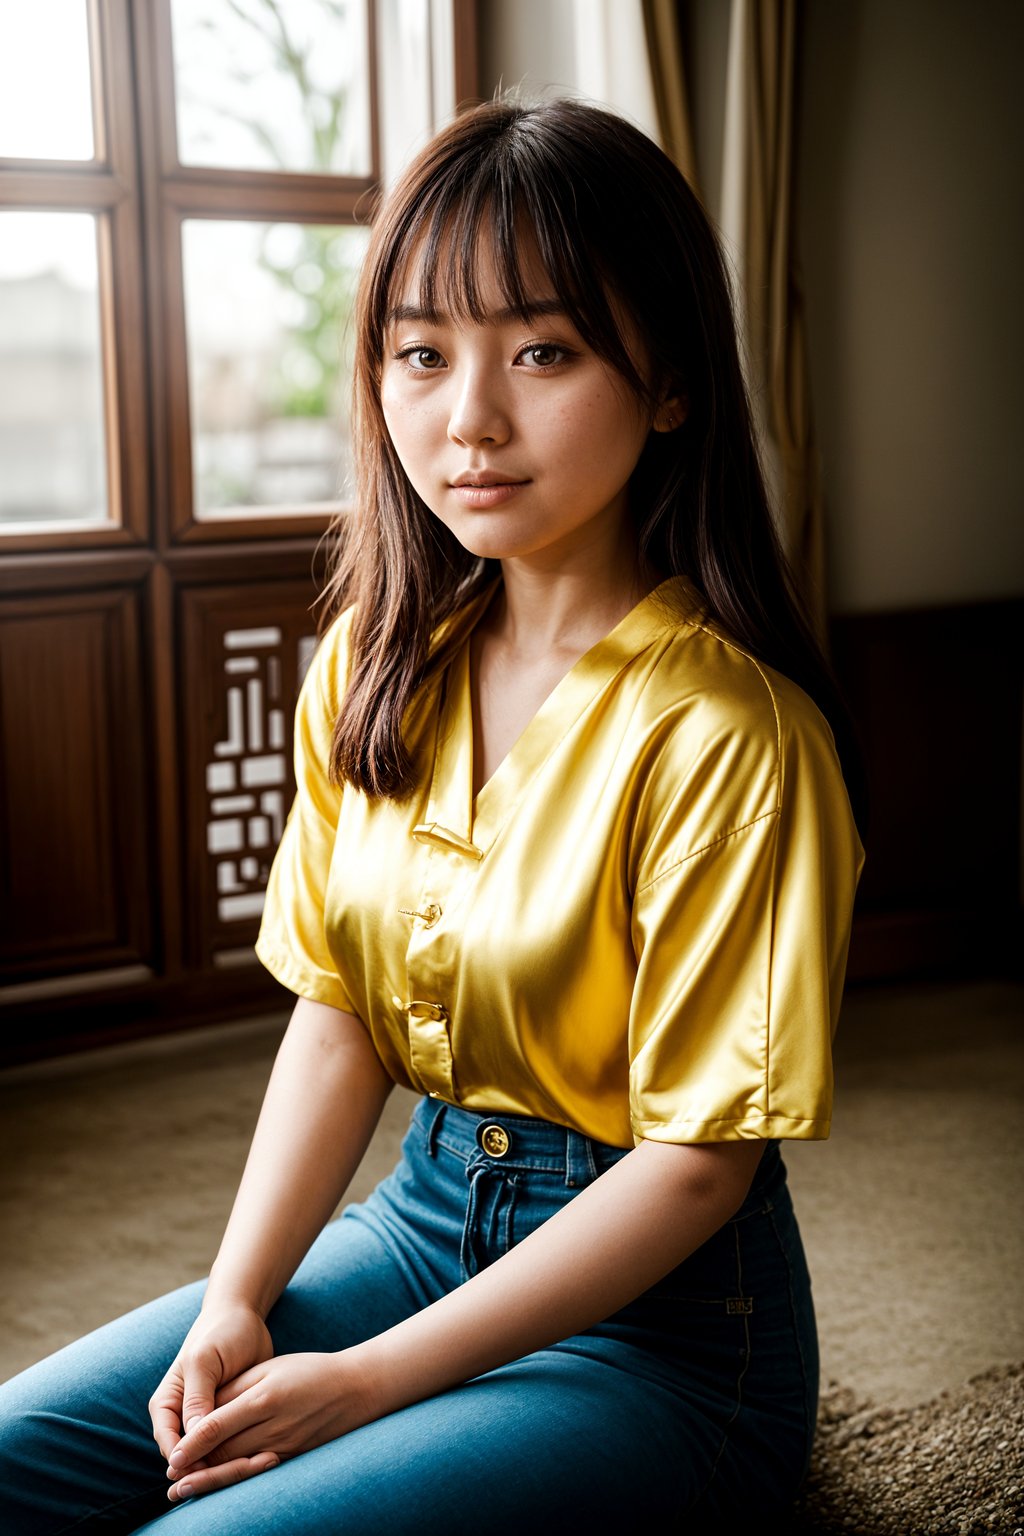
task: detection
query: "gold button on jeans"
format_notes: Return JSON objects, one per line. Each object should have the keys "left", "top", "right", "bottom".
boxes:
{"left": 479, "top": 1124, "right": 511, "bottom": 1158}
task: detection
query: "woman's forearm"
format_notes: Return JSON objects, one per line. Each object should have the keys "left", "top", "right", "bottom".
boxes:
{"left": 352, "top": 1136, "right": 765, "bottom": 1416}
{"left": 161, "top": 1132, "right": 769, "bottom": 1494}
{"left": 203, "top": 997, "right": 393, "bottom": 1320}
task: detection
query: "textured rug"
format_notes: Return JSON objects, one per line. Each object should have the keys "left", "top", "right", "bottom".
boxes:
{"left": 794, "top": 1361, "right": 1023, "bottom": 1533}
{"left": 3, "top": 982, "right": 1022, "bottom": 1532}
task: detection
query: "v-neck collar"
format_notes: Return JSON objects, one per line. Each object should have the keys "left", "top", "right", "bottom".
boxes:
{"left": 416, "top": 576, "right": 694, "bottom": 860}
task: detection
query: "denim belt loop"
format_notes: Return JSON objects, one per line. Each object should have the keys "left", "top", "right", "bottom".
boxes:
{"left": 424, "top": 1097, "right": 447, "bottom": 1158}
{"left": 564, "top": 1130, "right": 598, "bottom": 1188}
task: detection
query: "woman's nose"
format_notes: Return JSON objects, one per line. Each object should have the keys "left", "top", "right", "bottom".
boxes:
{"left": 446, "top": 368, "right": 511, "bottom": 448}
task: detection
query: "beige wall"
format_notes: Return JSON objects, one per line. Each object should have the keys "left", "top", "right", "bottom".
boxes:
{"left": 477, "top": 0, "right": 1024, "bottom": 614}
{"left": 477, "top": 0, "right": 577, "bottom": 98}
{"left": 800, "top": 0, "right": 1024, "bottom": 613}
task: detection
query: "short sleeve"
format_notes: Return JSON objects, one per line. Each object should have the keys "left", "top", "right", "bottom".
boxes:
{"left": 254, "top": 608, "right": 358, "bottom": 1013}
{"left": 627, "top": 685, "right": 864, "bottom": 1144}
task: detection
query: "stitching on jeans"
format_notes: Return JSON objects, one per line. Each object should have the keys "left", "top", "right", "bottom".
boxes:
{"left": 729, "top": 1196, "right": 774, "bottom": 1226}
{"left": 424, "top": 1099, "right": 445, "bottom": 1157}
{"left": 767, "top": 1203, "right": 814, "bottom": 1477}
{"left": 432, "top": 1135, "right": 564, "bottom": 1173}
{"left": 684, "top": 1221, "right": 751, "bottom": 1515}
{"left": 500, "top": 1173, "right": 521, "bottom": 1255}
{"left": 584, "top": 1137, "right": 598, "bottom": 1181}
{"left": 460, "top": 1165, "right": 485, "bottom": 1279}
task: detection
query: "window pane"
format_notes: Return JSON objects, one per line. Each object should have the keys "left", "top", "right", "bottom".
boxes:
{"left": 0, "top": 213, "right": 110, "bottom": 527}
{"left": 0, "top": 3, "right": 94, "bottom": 161}
{"left": 170, "top": 0, "right": 371, "bottom": 176}
{"left": 182, "top": 219, "right": 369, "bottom": 518}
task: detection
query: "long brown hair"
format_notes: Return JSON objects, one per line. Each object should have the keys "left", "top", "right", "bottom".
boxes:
{"left": 319, "top": 97, "right": 866, "bottom": 832}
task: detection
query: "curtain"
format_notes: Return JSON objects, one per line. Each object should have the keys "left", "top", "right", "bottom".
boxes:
{"left": 641, "top": 0, "right": 700, "bottom": 190}
{"left": 645, "top": 0, "right": 827, "bottom": 634}
{"left": 572, "top": 0, "right": 663, "bottom": 146}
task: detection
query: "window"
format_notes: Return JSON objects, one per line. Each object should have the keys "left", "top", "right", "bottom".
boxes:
{"left": 0, "top": 2, "right": 476, "bottom": 1034}
{"left": 0, "top": 0, "right": 477, "bottom": 548}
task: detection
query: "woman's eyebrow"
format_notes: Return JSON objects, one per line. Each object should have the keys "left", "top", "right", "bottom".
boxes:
{"left": 386, "top": 298, "right": 569, "bottom": 328}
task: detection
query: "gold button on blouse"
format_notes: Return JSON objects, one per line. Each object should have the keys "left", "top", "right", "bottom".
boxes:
{"left": 402, "top": 1000, "right": 448, "bottom": 1023}
{"left": 256, "top": 579, "right": 864, "bottom": 1148}
{"left": 480, "top": 1124, "right": 510, "bottom": 1157}
{"left": 399, "top": 902, "right": 442, "bottom": 928}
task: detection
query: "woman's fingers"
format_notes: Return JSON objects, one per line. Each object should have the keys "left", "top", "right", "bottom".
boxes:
{"left": 168, "top": 1351, "right": 362, "bottom": 1479}
{"left": 150, "top": 1347, "right": 230, "bottom": 1463}
{"left": 151, "top": 1410, "right": 183, "bottom": 1463}
{"left": 167, "top": 1394, "right": 269, "bottom": 1472}
{"left": 148, "top": 1306, "right": 278, "bottom": 1480}
{"left": 148, "top": 1368, "right": 187, "bottom": 1462}
{"left": 168, "top": 1451, "right": 280, "bottom": 1503}
{"left": 179, "top": 1349, "right": 226, "bottom": 1435}
{"left": 213, "top": 1363, "right": 263, "bottom": 1405}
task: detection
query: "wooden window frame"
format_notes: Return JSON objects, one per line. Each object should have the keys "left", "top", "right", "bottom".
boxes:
{"left": 136, "top": 0, "right": 383, "bottom": 547}
{"left": 2, "top": 0, "right": 478, "bottom": 558}
{"left": 0, "top": 0, "right": 148, "bottom": 555}
{"left": 0, "top": 1, "right": 478, "bottom": 1061}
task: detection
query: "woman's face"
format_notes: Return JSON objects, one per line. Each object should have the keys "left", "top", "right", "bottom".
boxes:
{"left": 379, "top": 233, "right": 661, "bottom": 570}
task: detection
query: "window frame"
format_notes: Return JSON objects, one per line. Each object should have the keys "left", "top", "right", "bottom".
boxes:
{"left": 0, "top": 0, "right": 481, "bottom": 552}
{"left": 141, "top": 0, "right": 383, "bottom": 546}
{"left": 0, "top": 0, "right": 148, "bottom": 553}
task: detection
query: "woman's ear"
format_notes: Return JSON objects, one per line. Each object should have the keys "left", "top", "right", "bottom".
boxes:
{"left": 652, "top": 393, "right": 688, "bottom": 433}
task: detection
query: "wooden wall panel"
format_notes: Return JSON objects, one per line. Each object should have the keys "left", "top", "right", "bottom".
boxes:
{"left": 0, "top": 0, "right": 467, "bottom": 1063}
{"left": 178, "top": 581, "right": 319, "bottom": 970}
{"left": 832, "top": 596, "right": 1023, "bottom": 981}
{"left": 0, "top": 588, "right": 151, "bottom": 981}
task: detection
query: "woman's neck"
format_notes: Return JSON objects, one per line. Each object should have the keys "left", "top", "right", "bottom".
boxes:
{"left": 489, "top": 544, "right": 662, "bottom": 664}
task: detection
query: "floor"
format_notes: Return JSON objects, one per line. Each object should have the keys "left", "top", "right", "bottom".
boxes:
{"left": 1, "top": 978, "right": 1021, "bottom": 1408}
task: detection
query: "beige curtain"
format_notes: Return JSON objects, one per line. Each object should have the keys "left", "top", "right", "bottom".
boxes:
{"left": 644, "top": 0, "right": 827, "bottom": 635}
{"left": 641, "top": 0, "right": 701, "bottom": 192}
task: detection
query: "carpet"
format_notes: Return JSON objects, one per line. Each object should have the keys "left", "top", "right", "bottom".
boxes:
{"left": 2, "top": 979, "right": 1022, "bottom": 1528}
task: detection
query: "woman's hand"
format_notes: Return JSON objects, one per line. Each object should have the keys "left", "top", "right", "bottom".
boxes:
{"left": 148, "top": 1301, "right": 274, "bottom": 1465}
{"left": 162, "top": 1139, "right": 765, "bottom": 1503}
{"left": 165, "top": 1350, "right": 377, "bottom": 1502}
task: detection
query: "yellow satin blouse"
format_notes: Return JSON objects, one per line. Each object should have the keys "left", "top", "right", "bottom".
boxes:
{"left": 255, "top": 577, "right": 864, "bottom": 1148}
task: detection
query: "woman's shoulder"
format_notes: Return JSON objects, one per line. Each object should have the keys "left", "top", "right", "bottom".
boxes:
{"left": 629, "top": 595, "right": 853, "bottom": 878}
{"left": 640, "top": 594, "right": 835, "bottom": 769}
{"left": 304, "top": 604, "right": 358, "bottom": 713}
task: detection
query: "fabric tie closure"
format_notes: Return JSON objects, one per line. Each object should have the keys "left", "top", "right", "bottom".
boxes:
{"left": 460, "top": 1150, "right": 522, "bottom": 1279}
{"left": 393, "top": 997, "right": 448, "bottom": 1023}
{"left": 412, "top": 822, "right": 483, "bottom": 860}
{"left": 394, "top": 998, "right": 455, "bottom": 1100}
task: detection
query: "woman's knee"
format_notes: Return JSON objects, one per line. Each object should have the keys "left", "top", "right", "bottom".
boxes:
{"left": 0, "top": 1282, "right": 205, "bottom": 1526}
{"left": 136, "top": 1353, "right": 699, "bottom": 1536}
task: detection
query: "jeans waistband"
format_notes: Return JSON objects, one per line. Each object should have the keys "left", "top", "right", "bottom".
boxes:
{"left": 414, "top": 1096, "right": 630, "bottom": 1185}
{"left": 412, "top": 1096, "right": 784, "bottom": 1201}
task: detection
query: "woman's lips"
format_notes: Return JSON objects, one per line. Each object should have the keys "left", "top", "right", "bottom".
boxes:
{"left": 449, "top": 480, "right": 529, "bottom": 508}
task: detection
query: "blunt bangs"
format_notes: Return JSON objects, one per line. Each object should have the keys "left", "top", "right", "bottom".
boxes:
{"left": 364, "top": 109, "right": 652, "bottom": 403}
{"left": 327, "top": 98, "right": 863, "bottom": 827}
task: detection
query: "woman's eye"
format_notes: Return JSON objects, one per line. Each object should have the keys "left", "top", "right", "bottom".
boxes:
{"left": 518, "top": 343, "right": 566, "bottom": 369}
{"left": 400, "top": 347, "right": 445, "bottom": 371}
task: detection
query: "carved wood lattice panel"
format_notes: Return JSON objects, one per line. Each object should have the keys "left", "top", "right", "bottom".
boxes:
{"left": 182, "top": 583, "right": 319, "bottom": 966}
{"left": 203, "top": 625, "right": 291, "bottom": 925}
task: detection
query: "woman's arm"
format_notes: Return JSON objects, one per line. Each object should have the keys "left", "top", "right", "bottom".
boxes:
{"left": 365, "top": 1135, "right": 766, "bottom": 1411}
{"left": 149, "top": 995, "right": 393, "bottom": 1460}
{"left": 202, "top": 996, "right": 393, "bottom": 1318}
{"left": 165, "top": 1135, "right": 766, "bottom": 1498}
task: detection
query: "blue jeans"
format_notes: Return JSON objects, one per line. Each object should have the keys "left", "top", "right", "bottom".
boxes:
{"left": 0, "top": 1097, "right": 818, "bottom": 1533}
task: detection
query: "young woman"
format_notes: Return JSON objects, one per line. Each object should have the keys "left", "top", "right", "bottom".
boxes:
{"left": 0, "top": 98, "right": 864, "bottom": 1533}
